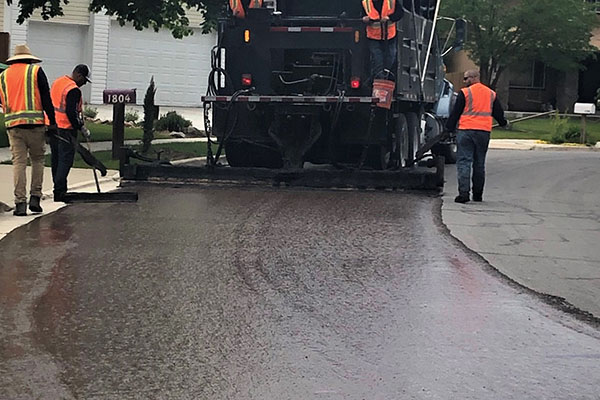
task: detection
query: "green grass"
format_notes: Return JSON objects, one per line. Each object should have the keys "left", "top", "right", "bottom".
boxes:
{"left": 42, "top": 142, "right": 211, "bottom": 170}
{"left": 492, "top": 117, "right": 600, "bottom": 144}
{"left": 0, "top": 113, "right": 171, "bottom": 147}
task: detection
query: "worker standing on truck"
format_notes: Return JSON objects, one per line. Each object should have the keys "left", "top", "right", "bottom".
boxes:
{"left": 446, "top": 69, "right": 508, "bottom": 204}
{"left": 0, "top": 44, "right": 57, "bottom": 216}
{"left": 361, "top": 0, "right": 404, "bottom": 80}
{"left": 229, "top": 0, "right": 263, "bottom": 18}
{"left": 48, "top": 64, "right": 91, "bottom": 202}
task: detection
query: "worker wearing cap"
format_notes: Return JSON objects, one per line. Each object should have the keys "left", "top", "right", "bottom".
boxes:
{"left": 362, "top": 0, "right": 404, "bottom": 80}
{"left": 229, "top": 0, "right": 263, "bottom": 18}
{"left": 0, "top": 44, "right": 57, "bottom": 216}
{"left": 446, "top": 69, "right": 508, "bottom": 204}
{"left": 48, "top": 64, "right": 91, "bottom": 202}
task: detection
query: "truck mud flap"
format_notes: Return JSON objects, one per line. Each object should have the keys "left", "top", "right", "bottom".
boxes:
{"left": 121, "top": 160, "right": 444, "bottom": 191}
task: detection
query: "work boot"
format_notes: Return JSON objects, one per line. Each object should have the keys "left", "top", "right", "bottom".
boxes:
{"left": 13, "top": 202, "right": 27, "bottom": 216}
{"left": 29, "top": 196, "right": 43, "bottom": 213}
{"left": 54, "top": 192, "right": 66, "bottom": 203}
{"left": 454, "top": 194, "right": 470, "bottom": 204}
{"left": 472, "top": 193, "right": 483, "bottom": 202}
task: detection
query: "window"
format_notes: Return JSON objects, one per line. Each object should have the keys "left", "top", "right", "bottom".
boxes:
{"left": 509, "top": 61, "right": 546, "bottom": 89}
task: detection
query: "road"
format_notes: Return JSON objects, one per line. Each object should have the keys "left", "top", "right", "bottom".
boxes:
{"left": 1, "top": 185, "right": 600, "bottom": 399}
{"left": 443, "top": 149, "right": 600, "bottom": 317}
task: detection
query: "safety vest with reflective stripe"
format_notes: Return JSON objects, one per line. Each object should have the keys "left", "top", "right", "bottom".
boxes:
{"left": 0, "top": 63, "right": 45, "bottom": 128}
{"left": 50, "top": 75, "right": 82, "bottom": 130}
{"left": 229, "top": 0, "right": 263, "bottom": 18}
{"left": 362, "top": 0, "right": 397, "bottom": 40}
{"left": 458, "top": 82, "right": 496, "bottom": 132}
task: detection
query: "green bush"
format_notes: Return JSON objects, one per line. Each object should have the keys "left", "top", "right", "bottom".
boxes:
{"left": 83, "top": 105, "right": 98, "bottom": 119}
{"left": 155, "top": 111, "right": 191, "bottom": 132}
{"left": 125, "top": 108, "right": 140, "bottom": 124}
{"left": 549, "top": 111, "right": 569, "bottom": 144}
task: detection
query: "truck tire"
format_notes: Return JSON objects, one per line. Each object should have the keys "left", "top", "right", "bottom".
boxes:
{"left": 396, "top": 114, "right": 409, "bottom": 167}
{"left": 406, "top": 112, "right": 421, "bottom": 165}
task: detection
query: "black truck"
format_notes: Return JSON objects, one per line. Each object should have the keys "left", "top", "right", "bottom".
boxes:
{"left": 202, "top": 0, "right": 456, "bottom": 173}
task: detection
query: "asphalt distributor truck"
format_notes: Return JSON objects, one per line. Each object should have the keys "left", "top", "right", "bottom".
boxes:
{"left": 124, "top": 0, "right": 460, "bottom": 190}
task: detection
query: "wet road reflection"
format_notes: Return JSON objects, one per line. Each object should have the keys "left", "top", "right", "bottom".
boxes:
{"left": 1, "top": 185, "right": 599, "bottom": 399}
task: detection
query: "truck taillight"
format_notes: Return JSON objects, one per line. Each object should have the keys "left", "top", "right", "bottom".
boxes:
{"left": 242, "top": 74, "right": 252, "bottom": 86}
{"left": 350, "top": 77, "right": 361, "bottom": 89}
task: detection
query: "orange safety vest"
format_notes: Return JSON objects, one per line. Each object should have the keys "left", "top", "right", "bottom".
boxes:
{"left": 0, "top": 63, "right": 45, "bottom": 128}
{"left": 50, "top": 75, "right": 82, "bottom": 130}
{"left": 229, "top": 0, "right": 263, "bottom": 19}
{"left": 362, "top": 0, "right": 397, "bottom": 41}
{"left": 458, "top": 82, "right": 496, "bottom": 132}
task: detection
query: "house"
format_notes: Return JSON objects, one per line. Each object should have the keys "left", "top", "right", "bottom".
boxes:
{"left": 0, "top": 0, "right": 217, "bottom": 107}
{"left": 445, "top": 2, "right": 600, "bottom": 112}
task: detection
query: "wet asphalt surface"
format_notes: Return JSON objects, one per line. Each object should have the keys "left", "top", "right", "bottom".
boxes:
{"left": 1, "top": 185, "right": 600, "bottom": 399}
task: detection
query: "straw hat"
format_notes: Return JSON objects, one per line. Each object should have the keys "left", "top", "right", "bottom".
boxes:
{"left": 6, "top": 44, "right": 41, "bottom": 64}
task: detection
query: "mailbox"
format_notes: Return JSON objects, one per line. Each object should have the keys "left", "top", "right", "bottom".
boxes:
{"left": 574, "top": 102, "right": 596, "bottom": 115}
{"left": 103, "top": 89, "right": 136, "bottom": 104}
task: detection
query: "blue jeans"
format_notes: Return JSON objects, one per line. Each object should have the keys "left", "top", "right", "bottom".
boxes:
{"left": 456, "top": 129, "right": 490, "bottom": 196}
{"left": 49, "top": 129, "right": 77, "bottom": 198}
{"left": 369, "top": 37, "right": 397, "bottom": 80}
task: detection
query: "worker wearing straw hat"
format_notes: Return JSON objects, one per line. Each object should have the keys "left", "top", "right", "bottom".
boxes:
{"left": 0, "top": 44, "right": 57, "bottom": 216}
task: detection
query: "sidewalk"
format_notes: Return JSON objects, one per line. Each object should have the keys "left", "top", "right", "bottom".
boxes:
{"left": 0, "top": 164, "right": 119, "bottom": 240}
{"left": 0, "top": 138, "right": 208, "bottom": 163}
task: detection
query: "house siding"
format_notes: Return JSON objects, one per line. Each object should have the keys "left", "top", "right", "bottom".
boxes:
{"left": 31, "top": 0, "right": 90, "bottom": 25}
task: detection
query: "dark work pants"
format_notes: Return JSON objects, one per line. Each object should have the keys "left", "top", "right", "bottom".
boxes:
{"left": 49, "top": 129, "right": 77, "bottom": 198}
{"left": 456, "top": 129, "right": 490, "bottom": 196}
{"left": 368, "top": 36, "right": 398, "bottom": 80}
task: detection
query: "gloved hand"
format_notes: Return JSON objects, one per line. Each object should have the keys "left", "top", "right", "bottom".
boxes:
{"left": 45, "top": 124, "right": 58, "bottom": 144}
{"left": 81, "top": 126, "right": 91, "bottom": 140}
{"left": 503, "top": 120, "right": 511, "bottom": 130}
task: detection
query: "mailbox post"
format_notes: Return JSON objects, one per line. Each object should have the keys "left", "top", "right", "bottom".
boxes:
{"left": 574, "top": 103, "right": 596, "bottom": 144}
{"left": 103, "top": 89, "right": 136, "bottom": 159}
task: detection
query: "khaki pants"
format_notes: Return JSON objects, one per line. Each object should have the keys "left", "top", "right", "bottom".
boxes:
{"left": 7, "top": 126, "right": 46, "bottom": 204}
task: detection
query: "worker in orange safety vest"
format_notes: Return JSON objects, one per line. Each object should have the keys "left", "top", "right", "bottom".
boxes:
{"left": 0, "top": 44, "right": 57, "bottom": 216}
{"left": 48, "top": 64, "right": 91, "bottom": 202}
{"left": 361, "top": 0, "right": 404, "bottom": 80}
{"left": 229, "top": 0, "right": 263, "bottom": 19}
{"left": 446, "top": 69, "right": 509, "bottom": 204}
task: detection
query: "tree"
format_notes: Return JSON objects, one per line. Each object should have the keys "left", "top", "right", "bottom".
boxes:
{"left": 440, "top": 0, "right": 599, "bottom": 89}
{"left": 142, "top": 76, "right": 157, "bottom": 154}
{"left": 6, "top": 0, "right": 228, "bottom": 37}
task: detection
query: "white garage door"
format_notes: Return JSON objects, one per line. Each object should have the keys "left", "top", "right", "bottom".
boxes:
{"left": 28, "top": 22, "right": 88, "bottom": 96}
{"left": 108, "top": 22, "right": 216, "bottom": 107}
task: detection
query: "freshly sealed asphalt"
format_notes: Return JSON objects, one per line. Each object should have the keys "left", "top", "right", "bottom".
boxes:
{"left": 1, "top": 185, "right": 600, "bottom": 399}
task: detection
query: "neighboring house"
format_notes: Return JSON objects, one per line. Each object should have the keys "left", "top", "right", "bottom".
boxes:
{"left": 0, "top": 0, "right": 217, "bottom": 107}
{"left": 445, "top": 4, "right": 600, "bottom": 112}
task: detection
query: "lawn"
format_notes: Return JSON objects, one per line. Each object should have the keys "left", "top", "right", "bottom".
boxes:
{"left": 492, "top": 116, "right": 600, "bottom": 144}
{"left": 42, "top": 142, "right": 212, "bottom": 170}
{"left": 0, "top": 114, "right": 172, "bottom": 147}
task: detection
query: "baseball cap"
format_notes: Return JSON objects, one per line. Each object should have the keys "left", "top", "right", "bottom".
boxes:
{"left": 73, "top": 64, "right": 92, "bottom": 83}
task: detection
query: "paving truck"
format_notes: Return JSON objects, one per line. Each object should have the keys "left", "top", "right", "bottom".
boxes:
{"left": 124, "top": 0, "right": 460, "bottom": 190}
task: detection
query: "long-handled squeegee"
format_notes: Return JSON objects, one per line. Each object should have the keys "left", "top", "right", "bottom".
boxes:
{"left": 58, "top": 127, "right": 138, "bottom": 203}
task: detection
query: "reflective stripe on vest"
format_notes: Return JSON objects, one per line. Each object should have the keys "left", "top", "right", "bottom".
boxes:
{"left": 0, "top": 64, "right": 45, "bottom": 128}
{"left": 230, "top": 0, "right": 262, "bottom": 18}
{"left": 50, "top": 75, "right": 82, "bottom": 130}
{"left": 458, "top": 83, "right": 496, "bottom": 132}
{"left": 362, "top": 0, "right": 396, "bottom": 41}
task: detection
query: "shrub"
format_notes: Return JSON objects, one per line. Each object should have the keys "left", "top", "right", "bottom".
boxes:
{"left": 142, "top": 77, "right": 157, "bottom": 154}
{"left": 83, "top": 105, "right": 98, "bottom": 119}
{"left": 155, "top": 111, "right": 191, "bottom": 132}
{"left": 548, "top": 111, "right": 569, "bottom": 144}
{"left": 125, "top": 108, "right": 140, "bottom": 124}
